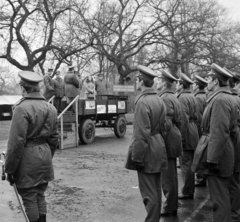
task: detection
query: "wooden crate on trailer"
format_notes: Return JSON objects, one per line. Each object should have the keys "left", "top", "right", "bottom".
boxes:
{"left": 107, "top": 100, "right": 117, "bottom": 114}
{"left": 79, "top": 100, "right": 96, "bottom": 115}
{"left": 96, "top": 100, "right": 107, "bottom": 114}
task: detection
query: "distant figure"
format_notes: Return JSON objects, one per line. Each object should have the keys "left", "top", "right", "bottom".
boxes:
{"left": 53, "top": 70, "right": 65, "bottom": 113}
{"left": 95, "top": 73, "right": 109, "bottom": 95}
{"left": 43, "top": 68, "right": 55, "bottom": 101}
{"left": 82, "top": 76, "right": 95, "bottom": 99}
{"left": 64, "top": 65, "right": 80, "bottom": 112}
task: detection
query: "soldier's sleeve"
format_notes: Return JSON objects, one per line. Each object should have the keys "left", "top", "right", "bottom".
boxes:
{"left": 46, "top": 76, "right": 54, "bottom": 91}
{"left": 195, "top": 97, "right": 202, "bottom": 134}
{"left": 207, "top": 99, "right": 231, "bottom": 164}
{"left": 47, "top": 107, "right": 59, "bottom": 157}
{"left": 5, "top": 106, "right": 28, "bottom": 174}
{"left": 72, "top": 76, "right": 80, "bottom": 88}
{"left": 131, "top": 100, "right": 151, "bottom": 162}
{"left": 95, "top": 81, "right": 98, "bottom": 91}
{"left": 178, "top": 96, "right": 188, "bottom": 138}
{"left": 193, "top": 97, "right": 199, "bottom": 125}
{"left": 174, "top": 99, "right": 182, "bottom": 129}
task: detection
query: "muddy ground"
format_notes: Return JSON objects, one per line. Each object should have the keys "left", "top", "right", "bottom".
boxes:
{"left": 0, "top": 118, "right": 148, "bottom": 222}
{"left": 0, "top": 118, "right": 212, "bottom": 222}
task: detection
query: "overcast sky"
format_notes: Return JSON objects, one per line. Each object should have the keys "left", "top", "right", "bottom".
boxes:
{"left": 217, "top": 0, "right": 240, "bottom": 20}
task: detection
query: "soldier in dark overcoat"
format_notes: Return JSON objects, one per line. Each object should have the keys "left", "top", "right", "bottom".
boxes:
{"left": 176, "top": 73, "right": 199, "bottom": 199}
{"left": 193, "top": 63, "right": 237, "bottom": 222}
{"left": 193, "top": 75, "right": 208, "bottom": 187}
{"left": 125, "top": 65, "right": 167, "bottom": 222}
{"left": 53, "top": 70, "right": 65, "bottom": 113}
{"left": 156, "top": 70, "right": 182, "bottom": 217}
{"left": 227, "top": 70, "right": 240, "bottom": 221}
{"left": 42, "top": 68, "right": 55, "bottom": 101}
{"left": 95, "top": 73, "right": 109, "bottom": 95}
{"left": 5, "top": 71, "right": 58, "bottom": 222}
{"left": 64, "top": 66, "right": 80, "bottom": 112}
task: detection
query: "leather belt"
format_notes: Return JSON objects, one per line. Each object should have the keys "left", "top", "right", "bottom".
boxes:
{"left": 26, "top": 138, "right": 47, "bottom": 147}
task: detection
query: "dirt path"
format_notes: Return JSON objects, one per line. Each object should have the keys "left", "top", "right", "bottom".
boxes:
{"left": 0, "top": 125, "right": 146, "bottom": 222}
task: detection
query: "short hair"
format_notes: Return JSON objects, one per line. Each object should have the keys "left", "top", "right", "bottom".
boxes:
{"left": 20, "top": 83, "right": 40, "bottom": 93}
{"left": 161, "top": 79, "right": 172, "bottom": 89}
{"left": 137, "top": 77, "right": 154, "bottom": 87}
{"left": 179, "top": 80, "right": 190, "bottom": 89}
{"left": 198, "top": 85, "right": 205, "bottom": 90}
{"left": 210, "top": 75, "right": 228, "bottom": 87}
{"left": 229, "top": 78, "right": 235, "bottom": 88}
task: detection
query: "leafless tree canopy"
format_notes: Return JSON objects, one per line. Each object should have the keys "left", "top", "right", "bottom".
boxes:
{"left": 0, "top": 0, "right": 240, "bottom": 79}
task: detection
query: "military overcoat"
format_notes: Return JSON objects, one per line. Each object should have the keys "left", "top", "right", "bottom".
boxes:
{"left": 194, "top": 90, "right": 207, "bottom": 136}
{"left": 54, "top": 76, "right": 65, "bottom": 98}
{"left": 195, "top": 88, "right": 237, "bottom": 177}
{"left": 177, "top": 89, "right": 199, "bottom": 150}
{"left": 230, "top": 89, "right": 240, "bottom": 173}
{"left": 95, "top": 79, "right": 109, "bottom": 95}
{"left": 5, "top": 92, "right": 58, "bottom": 188}
{"left": 125, "top": 88, "right": 168, "bottom": 173}
{"left": 64, "top": 72, "right": 80, "bottom": 98}
{"left": 158, "top": 89, "right": 182, "bottom": 158}
{"left": 43, "top": 75, "right": 55, "bottom": 101}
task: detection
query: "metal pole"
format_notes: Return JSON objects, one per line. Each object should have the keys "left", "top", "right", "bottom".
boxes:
{"left": 61, "top": 116, "right": 63, "bottom": 150}
{"left": 13, "top": 184, "right": 30, "bottom": 222}
{"left": 75, "top": 99, "right": 79, "bottom": 147}
{"left": 1, "top": 152, "right": 29, "bottom": 222}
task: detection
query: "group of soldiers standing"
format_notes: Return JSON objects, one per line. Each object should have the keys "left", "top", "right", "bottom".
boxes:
{"left": 42, "top": 66, "right": 109, "bottom": 113}
{"left": 125, "top": 63, "right": 240, "bottom": 222}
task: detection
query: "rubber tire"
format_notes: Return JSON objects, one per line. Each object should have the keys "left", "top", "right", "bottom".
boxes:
{"left": 114, "top": 115, "right": 127, "bottom": 138}
{"left": 79, "top": 119, "right": 95, "bottom": 144}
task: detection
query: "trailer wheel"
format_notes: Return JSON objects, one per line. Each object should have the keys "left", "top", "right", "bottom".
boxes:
{"left": 114, "top": 115, "right": 127, "bottom": 138}
{"left": 79, "top": 119, "right": 95, "bottom": 144}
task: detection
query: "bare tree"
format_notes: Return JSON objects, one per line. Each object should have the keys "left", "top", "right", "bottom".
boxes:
{"left": 0, "top": 0, "right": 70, "bottom": 71}
{"left": 0, "top": 64, "right": 19, "bottom": 95}
{"left": 75, "top": 0, "right": 163, "bottom": 83}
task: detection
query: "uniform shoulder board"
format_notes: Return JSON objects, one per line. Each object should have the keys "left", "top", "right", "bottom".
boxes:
{"left": 14, "top": 98, "right": 25, "bottom": 106}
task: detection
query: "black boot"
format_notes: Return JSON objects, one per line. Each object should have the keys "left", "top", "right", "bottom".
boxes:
{"left": 39, "top": 214, "right": 46, "bottom": 222}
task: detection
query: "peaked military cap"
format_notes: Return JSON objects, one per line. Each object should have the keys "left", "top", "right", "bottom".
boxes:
{"left": 160, "top": 70, "right": 178, "bottom": 83}
{"left": 19, "top": 71, "right": 43, "bottom": 87}
{"left": 178, "top": 73, "right": 193, "bottom": 86}
{"left": 234, "top": 73, "right": 240, "bottom": 81}
{"left": 224, "top": 68, "right": 240, "bottom": 82}
{"left": 137, "top": 65, "right": 157, "bottom": 80}
{"left": 194, "top": 75, "right": 208, "bottom": 86}
{"left": 209, "top": 63, "right": 233, "bottom": 82}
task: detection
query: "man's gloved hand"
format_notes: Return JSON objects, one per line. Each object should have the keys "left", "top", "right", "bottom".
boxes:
{"left": 133, "top": 161, "right": 145, "bottom": 171}
{"left": 207, "top": 162, "right": 219, "bottom": 171}
{"left": 7, "top": 173, "right": 16, "bottom": 186}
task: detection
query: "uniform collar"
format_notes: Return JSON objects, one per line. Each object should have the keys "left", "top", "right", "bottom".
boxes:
{"left": 207, "top": 87, "right": 231, "bottom": 103}
{"left": 24, "top": 92, "right": 46, "bottom": 100}
{"left": 158, "top": 88, "right": 174, "bottom": 97}
{"left": 194, "top": 89, "right": 206, "bottom": 96}
{"left": 177, "top": 89, "right": 192, "bottom": 98}
{"left": 135, "top": 88, "right": 157, "bottom": 104}
{"left": 230, "top": 88, "right": 238, "bottom": 96}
